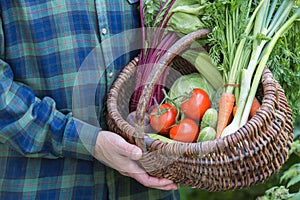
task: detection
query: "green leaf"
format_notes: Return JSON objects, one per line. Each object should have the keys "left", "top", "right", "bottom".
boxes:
{"left": 292, "top": 192, "right": 300, "bottom": 200}
{"left": 280, "top": 163, "right": 300, "bottom": 184}
{"left": 262, "top": 186, "right": 293, "bottom": 200}
{"left": 291, "top": 140, "right": 300, "bottom": 156}
{"left": 287, "top": 174, "right": 300, "bottom": 188}
{"left": 168, "top": 12, "right": 205, "bottom": 34}
{"left": 170, "top": 4, "right": 206, "bottom": 15}
{"left": 269, "top": 20, "right": 300, "bottom": 119}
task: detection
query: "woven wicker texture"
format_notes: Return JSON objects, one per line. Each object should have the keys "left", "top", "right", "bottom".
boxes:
{"left": 106, "top": 29, "right": 294, "bottom": 191}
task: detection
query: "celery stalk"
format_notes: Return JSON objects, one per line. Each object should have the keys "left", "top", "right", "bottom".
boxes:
{"left": 241, "top": 8, "right": 300, "bottom": 125}
{"left": 220, "top": 0, "right": 298, "bottom": 137}
{"left": 240, "top": 1, "right": 296, "bottom": 125}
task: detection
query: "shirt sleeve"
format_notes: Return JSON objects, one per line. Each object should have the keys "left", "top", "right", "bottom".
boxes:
{"left": 0, "top": 22, "right": 100, "bottom": 161}
{"left": 0, "top": 60, "right": 101, "bottom": 160}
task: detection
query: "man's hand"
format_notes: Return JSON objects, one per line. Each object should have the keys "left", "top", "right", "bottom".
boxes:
{"left": 94, "top": 131, "right": 178, "bottom": 190}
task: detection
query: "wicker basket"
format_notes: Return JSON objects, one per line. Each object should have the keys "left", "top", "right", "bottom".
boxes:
{"left": 106, "top": 29, "right": 294, "bottom": 191}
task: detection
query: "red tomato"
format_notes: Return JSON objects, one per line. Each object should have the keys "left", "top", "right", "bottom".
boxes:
{"left": 169, "top": 118, "right": 199, "bottom": 143}
{"left": 150, "top": 103, "right": 177, "bottom": 135}
{"left": 180, "top": 88, "right": 211, "bottom": 120}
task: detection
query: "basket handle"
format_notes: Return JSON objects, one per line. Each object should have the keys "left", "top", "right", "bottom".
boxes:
{"left": 135, "top": 29, "right": 211, "bottom": 152}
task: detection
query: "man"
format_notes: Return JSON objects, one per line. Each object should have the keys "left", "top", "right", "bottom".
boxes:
{"left": 0, "top": 0, "right": 179, "bottom": 199}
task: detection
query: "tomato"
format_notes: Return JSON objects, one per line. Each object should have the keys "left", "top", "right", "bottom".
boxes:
{"left": 150, "top": 103, "right": 178, "bottom": 135}
{"left": 169, "top": 118, "right": 199, "bottom": 143}
{"left": 180, "top": 88, "right": 211, "bottom": 120}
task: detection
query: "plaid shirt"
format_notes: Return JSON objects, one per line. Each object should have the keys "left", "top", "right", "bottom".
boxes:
{"left": 0, "top": 0, "right": 179, "bottom": 199}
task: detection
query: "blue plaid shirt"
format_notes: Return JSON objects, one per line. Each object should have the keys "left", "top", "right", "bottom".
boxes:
{"left": 0, "top": 0, "right": 179, "bottom": 199}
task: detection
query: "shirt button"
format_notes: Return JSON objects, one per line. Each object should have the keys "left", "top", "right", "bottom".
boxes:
{"left": 102, "top": 28, "right": 107, "bottom": 35}
{"left": 108, "top": 72, "right": 114, "bottom": 78}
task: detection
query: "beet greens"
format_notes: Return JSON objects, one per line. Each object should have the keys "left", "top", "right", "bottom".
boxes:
{"left": 130, "top": 0, "right": 208, "bottom": 112}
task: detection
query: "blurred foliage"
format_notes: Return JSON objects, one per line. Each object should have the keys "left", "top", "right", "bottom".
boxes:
{"left": 256, "top": 186, "right": 297, "bottom": 200}
{"left": 180, "top": 116, "right": 300, "bottom": 200}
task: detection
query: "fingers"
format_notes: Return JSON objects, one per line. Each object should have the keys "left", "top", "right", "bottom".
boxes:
{"left": 119, "top": 160, "right": 178, "bottom": 191}
{"left": 120, "top": 171, "right": 178, "bottom": 190}
{"left": 129, "top": 171, "right": 178, "bottom": 190}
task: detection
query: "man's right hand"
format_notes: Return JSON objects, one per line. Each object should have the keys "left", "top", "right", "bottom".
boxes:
{"left": 93, "top": 130, "right": 178, "bottom": 191}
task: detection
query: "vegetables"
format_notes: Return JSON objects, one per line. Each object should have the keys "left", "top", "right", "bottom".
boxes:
{"left": 216, "top": 92, "right": 235, "bottom": 138}
{"left": 233, "top": 96, "right": 261, "bottom": 118}
{"left": 198, "top": 108, "right": 218, "bottom": 142}
{"left": 204, "top": 0, "right": 300, "bottom": 137}
{"left": 131, "top": 0, "right": 211, "bottom": 112}
{"left": 150, "top": 103, "right": 178, "bottom": 135}
{"left": 236, "top": 0, "right": 300, "bottom": 130}
{"left": 148, "top": 101, "right": 219, "bottom": 143}
{"left": 249, "top": 97, "right": 261, "bottom": 118}
{"left": 148, "top": 85, "right": 211, "bottom": 143}
{"left": 167, "top": 0, "right": 208, "bottom": 34}
{"left": 206, "top": 0, "right": 259, "bottom": 137}
{"left": 182, "top": 50, "right": 224, "bottom": 91}
{"left": 138, "top": 71, "right": 218, "bottom": 143}
{"left": 130, "top": 0, "right": 300, "bottom": 144}
{"left": 142, "top": 0, "right": 208, "bottom": 35}
{"left": 180, "top": 88, "right": 211, "bottom": 120}
{"left": 200, "top": 108, "right": 218, "bottom": 130}
{"left": 130, "top": 0, "right": 178, "bottom": 112}
{"left": 232, "top": 105, "right": 238, "bottom": 117}
{"left": 197, "top": 127, "right": 217, "bottom": 142}
{"left": 147, "top": 133, "right": 175, "bottom": 143}
{"left": 169, "top": 118, "right": 199, "bottom": 143}
{"left": 168, "top": 73, "right": 215, "bottom": 101}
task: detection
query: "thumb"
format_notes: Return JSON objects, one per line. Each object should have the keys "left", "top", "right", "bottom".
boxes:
{"left": 115, "top": 137, "right": 142, "bottom": 160}
{"left": 130, "top": 146, "right": 142, "bottom": 160}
